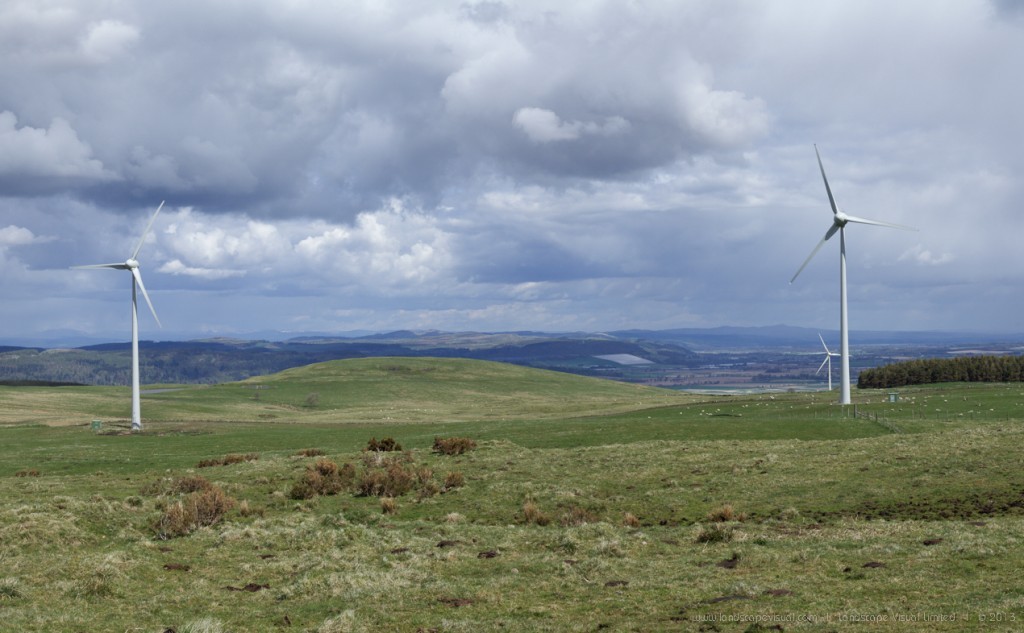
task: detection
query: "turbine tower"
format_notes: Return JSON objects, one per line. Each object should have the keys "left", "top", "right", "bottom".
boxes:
{"left": 790, "top": 147, "right": 913, "bottom": 405}
{"left": 74, "top": 202, "right": 164, "bottom": 431}
{"left": 816, "top": 333, "right": 839, "bottom": 391}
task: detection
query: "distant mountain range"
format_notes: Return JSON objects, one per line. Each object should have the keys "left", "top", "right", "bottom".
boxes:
{"left": 2, "top": 326, "right": 1021, "bottom": 387}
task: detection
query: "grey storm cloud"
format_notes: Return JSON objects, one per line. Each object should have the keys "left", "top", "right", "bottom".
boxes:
{"left": 0, "top": 0, "right": 1022, "bottom": 339}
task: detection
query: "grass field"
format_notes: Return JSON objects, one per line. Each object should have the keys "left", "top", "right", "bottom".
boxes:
{"left": 2, "top": 358, "right": 1023, "bottom": 631}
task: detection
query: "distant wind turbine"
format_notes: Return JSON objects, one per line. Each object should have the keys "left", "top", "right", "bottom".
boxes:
{"left": 790, "top": 147, "right": 915, "bottom": 405}
{"left": 816, "top": 333, "right": 839, "bottom": 391}
{"left": 73, "top": 201, "right": 164, "bottom": 431}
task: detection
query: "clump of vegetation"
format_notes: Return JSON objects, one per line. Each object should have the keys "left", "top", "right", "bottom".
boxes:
{"left": 623, "top": 512, "right": 641, "bottom": 528}
{"left": 432, "top": 436, "right": 477, "bottom": 456}
{"left": 294, "top": 448, "right": 326, "bottom": 457}
{"left": 14, "top": 469, "right": 40, "bottom": 477}
{"left": 197, "top": 453, "right": 259, "bottom": 468}
{"left": 355, "top": 461, "right": 416, "bottom": 497}
{"left": 0, "top": 578, "right": 21, "bottom": 600}
{"left": 443, "top": 471, "right": 465, "bottom": 491}
{"left": 171, "top": 475, "right": 213, "bottom": 494}
{"left": 303, "top": 392, "right": 320, "bottom": 408}
{"left": 521, "top": 500, "right": 551, "bottom": 526}
{"left": 695, "top": 524, "right": 734, "bottom": 544}
{"left": 381, "top": 497, "right": 398, "bottom": 515}
{"left": 366, "top": 437, "right": 403, "bottom": 452}
{"left": 560, "top": 505, "right": 600, "bottom": 527}
{"left": 707, "top": 504, "right": 746, "bottom": 523}
{"left": 155, "top": 485, "right": 236, "bottom": 538}
{"left": 289, "top": 459, "right": 355, "bottom": 500}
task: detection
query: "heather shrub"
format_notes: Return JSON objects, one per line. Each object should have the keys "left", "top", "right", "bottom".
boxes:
{"left": 197, "top": 453, "right": 258, "bottom": 468}
{"left": 289, "top": 459, "right": 353, "bottom": 499}
{"left": 366, "top": 437, "right": 402, "bottom": 452}
{"left": 155, "top": 485, "right": 236, "bottom": 538}
{"left": 171, "top": 475, "right": 213, "bottom": 494}
{"left": 355, "top": 461, "right": 415, "bottom": 497}
{"left": 432, "top": 437, "right": 477, "bottom": 456}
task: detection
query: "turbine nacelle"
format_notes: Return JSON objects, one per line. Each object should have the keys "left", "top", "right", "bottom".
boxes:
{"left": 125, "top": 258, "right": 140, "bottom": 269}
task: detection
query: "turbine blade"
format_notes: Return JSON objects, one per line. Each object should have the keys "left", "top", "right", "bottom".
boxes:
{"left": 790, "top": 224, "right": 840, "bottom": 283}
{"left": 817, "top": 356, "right": 829, "bottom": 375}
{"left": 843, "top": 214, "right": 917, "bottom": 231}
{"left": 818, "top": 332, "right": 831, "bottom": 354}
{"left": 131, "top": 201, "right": 165, "bottom": 259}
{"left": 72, "top": 263, "right": 128, "bottom": 270}
{"left": 815, "top": 145, "right": 839, "bottom": 216}
{"left": 131, "top": 267, "right": 162, "bottom": 328}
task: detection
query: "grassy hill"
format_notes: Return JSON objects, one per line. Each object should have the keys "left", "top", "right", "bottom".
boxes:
{"left": 1, "top": 360, "right": 1024, "bottom": 631}
{"left": 0, "top": 357, "right": 694, "bottom": 427}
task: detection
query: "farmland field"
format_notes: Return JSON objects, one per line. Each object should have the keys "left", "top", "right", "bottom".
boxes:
{"left": 1, "top": 358, "right": 1023, "bottom": 631}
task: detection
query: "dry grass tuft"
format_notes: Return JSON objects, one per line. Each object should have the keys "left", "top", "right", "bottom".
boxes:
{"left": 14, "top": 469, "right": 40, "bottom": 477}
{"left": 380, "top": 497, "right": 398, "bottom": 514}
{"left": 294, "top": 448, "right": 326, "bottom": 457}
{"left": 695, "top": 523, "right": 733, "bottom": 544}
{"left": 706, "top": 503, "right": 746, "bottom": 522}
{"left": 522, "top": 500, "right": 551, "bottom": 526}
{"left": 560, "top": 505, "right": 599, "bottom": 527}
{"left": 623, "top": 512, "right": 641, "bottom": 528}
{"left": 443, "top": 471, "right": 465, "bottom": 491}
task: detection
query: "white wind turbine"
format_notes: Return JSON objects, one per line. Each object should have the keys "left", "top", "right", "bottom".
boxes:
{"left": 74, "top": 202, "right": 164, "bottom": 431}
{"left": 790, "top": 147, "right": 914, "bottom": 405}
{"left": 816, "top": 333, "right": 839, "bottom": 391}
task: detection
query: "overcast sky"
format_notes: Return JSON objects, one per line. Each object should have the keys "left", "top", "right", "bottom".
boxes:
{"left": 1, "top": 0, "right": 1022, "bottom": 342}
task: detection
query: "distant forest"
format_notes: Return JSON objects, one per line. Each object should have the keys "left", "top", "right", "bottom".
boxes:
{"left": 858, "top": 355, "right": 1024, "bottom": 389}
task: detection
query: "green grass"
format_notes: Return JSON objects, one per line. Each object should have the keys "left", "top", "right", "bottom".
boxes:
{"left": 1, "top": 359, "right": 1024, "bottom": 631}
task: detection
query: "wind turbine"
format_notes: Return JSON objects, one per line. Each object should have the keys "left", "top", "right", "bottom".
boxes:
{"left": 790, "top": 146, "right": 914, "bottom": 405}
{"left": 74, "top": 201, "right": 164, "bottom": 431}
{"left": 816, "top": 333, "right": 839, "bottom": 391}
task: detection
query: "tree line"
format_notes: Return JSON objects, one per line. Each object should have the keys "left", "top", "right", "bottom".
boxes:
{"left": 858, "top": 355, "right": 1024, "bottom": 389}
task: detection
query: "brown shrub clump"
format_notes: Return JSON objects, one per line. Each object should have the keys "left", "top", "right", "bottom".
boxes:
{"left": 356, "top": 462, "right": 415, "bottom": 497}
{"left": 432, "top": 437, "right": 477, "bottom": 456}
{"left": 381, "top": 497, "right": 398, "bottom": 515}
{"left": 623, "top": 512, "right": 641, "bottom": 528}
{"left": 289, "top": 459, "right": 354, "bottom": 500}
{"left": 14, "top": 469, "right": 40, "bottom": 477}
{"left": 155, "top": 485, "right": 236, "bottom": 538}
{"left": 197, "top": 453, "right": 259, "bottom": 468}
{"left": 366, "top": 437, "right": 403, "bottom": 452}
{"left": 170, "top": 475, "right": 213, "bottom": 494}
{"left": 294, "top": 448, "right": 326, "bottom": 457}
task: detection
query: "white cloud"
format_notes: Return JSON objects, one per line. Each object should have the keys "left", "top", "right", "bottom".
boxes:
{"left": 158, "top": 259, "right": 246, "bottom": 280}
{"left": 899, "top": 244, "right": 955, "bottom": 266}
{"left": 513, "top": 107, "right": 630, "bottom": 143}
{"left": 0, "top": 111, "right": 117, "bottom": 183}
{"left": 0, "top": 225, "right": 38, "bottom": 247}
{"left": 80, "top": 19, "right": 139, "bottom": 63}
